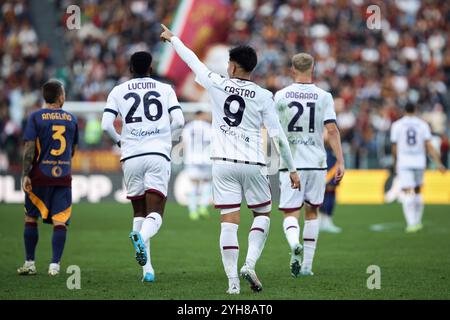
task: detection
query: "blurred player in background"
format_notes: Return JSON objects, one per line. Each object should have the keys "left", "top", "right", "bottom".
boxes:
{"left": 182, "top": 110, "right": 212, "bottom": 220}
{"left": 318, "top": 140, "right": 342, "bottom": 234}
{"left": 390, "top": 103, "right": 445, "bottom": 233}
{"left": 18, "top": 80, "right": 78, "bottom": 276}
{"left": 101, "top": 51, "right": 184, "bottom": 282}
{"left": 161, "top": 24, "right": 300, "bottom": 294}
{"left": 275, "top": 53, "right": 344, "bottom": 277}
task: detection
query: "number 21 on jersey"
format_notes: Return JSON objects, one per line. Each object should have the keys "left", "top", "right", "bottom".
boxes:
{"left": 288, "top": 101, "right": 316, "bottom": 133}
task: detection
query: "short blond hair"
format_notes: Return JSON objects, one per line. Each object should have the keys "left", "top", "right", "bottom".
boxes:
{"left": 292, "top": 53, "right": 314, "bottom": 72}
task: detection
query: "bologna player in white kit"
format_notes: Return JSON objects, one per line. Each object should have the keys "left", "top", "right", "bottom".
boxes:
{"left": 390, "top": 103, "right": 445, "bottom": 233}
{"left": 182, "top": 111, "right": 212, "bottom": 220}
{"left": 275, "top": 53, "right": 345, "bottom": 277}
{"left": 101, "top": 52, "right": 184, "bottom": 282}
{"left": 161, "top": 25, "right": 300, "bottom": 294}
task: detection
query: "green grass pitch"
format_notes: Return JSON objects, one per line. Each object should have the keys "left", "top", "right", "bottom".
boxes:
{"left": 0, "top": 202, "right": 449, "bottom": 300}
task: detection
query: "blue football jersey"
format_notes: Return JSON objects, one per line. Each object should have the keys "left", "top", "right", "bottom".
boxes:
{"left": 23, "top": 108, "right": 78, "bottom": 186}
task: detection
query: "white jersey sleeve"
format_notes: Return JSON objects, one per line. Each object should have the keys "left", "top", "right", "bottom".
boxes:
{"left": 102, "top": 87, "right": 121, "bottom": 143}
{"left": 262, "top": 96, "right": 296, "bottom": 171}
{"left": 323, "top": 93, "right": 337, "bottom": 123}
{"left": 170, "top": 36, "right": 224, "bottom": 90}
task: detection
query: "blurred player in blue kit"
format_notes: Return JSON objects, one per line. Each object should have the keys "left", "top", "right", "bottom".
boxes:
{"left": 18, "top": 80, "right": 79, "bottom": 276}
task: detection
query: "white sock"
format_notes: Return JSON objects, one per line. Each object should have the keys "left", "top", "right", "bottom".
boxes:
{"left": 143, "top": 239, "right": 154, "bottom": 275}
{"left": 220, "top": 222, "right": 239, "bottom": 280}
{"left": 303, "top": 219, "right": 319, "bottom": 269}
{"left": 199, "top": 181, "right": 211, "bottom": 207}
{"left": 402, "top": 193, "right": 416, "bottom": 227}
{"left": 414, "top": 193, "right": 424, "bottom": 225}
{"left": 245, "top": 216, "right": 270, "bottom": 269}
{"left": 188, "top": 185, "right": 199, "bottom": 213}
{"left": 132, "top": 217, "right": 144, "bottom": 232}
{"left": 140, "top": 212, "right": 162, "bottom": 243}
{"left": 283, "top": 216, "right": 300, "bottom": 250}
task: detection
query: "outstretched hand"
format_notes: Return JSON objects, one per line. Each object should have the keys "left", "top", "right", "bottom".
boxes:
{"left": 160, "top": 24, "right": 174, "bottom": 42}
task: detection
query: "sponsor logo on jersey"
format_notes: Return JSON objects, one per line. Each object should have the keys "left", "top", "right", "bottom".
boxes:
{"left": 288, "top": 137, "right": 316, "bottom": 146}
{"left": 219, "top": 125, "right": 250, "bottom": 143}
{"left": 130, "top": 128, "right": 161, "bottom": 137}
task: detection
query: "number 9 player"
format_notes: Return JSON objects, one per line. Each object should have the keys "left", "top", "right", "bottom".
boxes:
{"left": 161, "top": 24, "right": 300, "bottom": 294}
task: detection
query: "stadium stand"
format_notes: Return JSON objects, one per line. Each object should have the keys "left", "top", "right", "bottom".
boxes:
{"left": 1, "top": 0, "right": 449, "bottom": 172}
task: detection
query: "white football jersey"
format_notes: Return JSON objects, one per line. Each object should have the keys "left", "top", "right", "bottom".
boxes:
{"left": 274, "top": 83, "right": 336, "bottom": 169}
{"left": 390, "top": 115, "right": 431, "bottom": 170}
{"left": 182, "top": 119, "right": 212, "bottom": 165}
{"left": 105, "top": 77, "right": 181, "bottom": 161}
{"left": 195, "top": 72, "right": 282, "bottom": 165}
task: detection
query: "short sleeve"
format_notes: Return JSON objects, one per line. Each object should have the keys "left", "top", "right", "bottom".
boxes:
{"left": 23, "top": 113, "right": 38, "bottom": 141}
{"left": 104, "top": 88, "right": 119, "bottom": 116}
{"left": 168, "top": 87, "right": 182, "bottom": 113}
{"left": 323, "top": 93, "right": 337, "bottom": 124}
{"left": 390, "top": 122, "right": 398, "bottom": 143}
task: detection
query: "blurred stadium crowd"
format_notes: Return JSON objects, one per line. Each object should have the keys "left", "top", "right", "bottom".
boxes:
{"left": 1, "top": 0, "right": 449, "bottom": 172}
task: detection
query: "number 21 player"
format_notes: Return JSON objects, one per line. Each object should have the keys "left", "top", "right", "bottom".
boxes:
{"left": 275, "top": 53, "right": 345, "bottom": 277}
{"left": 161, "top": 24, "right": 300, "bottom": 294}
{"left": 102, "top": 51, "right": 184, "bottom": 282}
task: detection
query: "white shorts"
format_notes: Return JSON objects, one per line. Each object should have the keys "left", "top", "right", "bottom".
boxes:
{"left": 122, "top": 155, "right": 171, "bottom": 200}
{"left": 185, "top": 164, "right": 212, "bottom": 181}
{"left": 212, "top": 160, "right": 271, "bottom": 212}
{"left": 279, "top": 170, "right": 326, "bottom": 212}
{"left": 398, "top": 169, "right": 424, "bottom": 189}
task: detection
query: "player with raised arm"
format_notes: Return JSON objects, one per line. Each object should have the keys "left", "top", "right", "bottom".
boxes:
{"left": 390, "top": 103, "right": 445, "bottom": 233}
{"left": 182, "top": 110, "right": 212, "bottom": 220}
{"left": 18, "top": 80, "right": 78, "bottom": 276}
{"left": 275, "top": 53, "right": 345, "bottom": 277}
{"left": 101, "top": 51, "right": 184, "bottom": 282}
{"left": 160, "top": 24, "right": 300, "bottom": 294}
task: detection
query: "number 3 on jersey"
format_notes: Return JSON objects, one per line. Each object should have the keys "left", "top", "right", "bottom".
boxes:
{"left": 124, "top": 91, "right": 162, "bottom": 124}
{"left": 50, "top": 125, "right": 66, "bottom": 156}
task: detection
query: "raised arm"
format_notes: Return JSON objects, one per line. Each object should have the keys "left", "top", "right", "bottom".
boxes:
{"left": 160, "top": 24, "right": 211, "bottom": 87}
